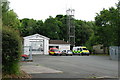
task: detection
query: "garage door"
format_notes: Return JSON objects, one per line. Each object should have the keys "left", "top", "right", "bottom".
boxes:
{"left": 30, "top": 40, "right": 44, "bottom": 54}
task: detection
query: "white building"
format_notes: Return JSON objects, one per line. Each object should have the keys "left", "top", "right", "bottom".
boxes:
{"left": 49, "top": 40, "right": 70, "bottom": 52}
{"left": 23, "top": 34, "right": 50, "bottom": 55}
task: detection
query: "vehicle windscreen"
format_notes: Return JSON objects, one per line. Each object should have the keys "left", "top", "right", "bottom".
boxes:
{"left": 67, "top": 50, "right": 72, "bottom": 52}
{"left": 53, "top": 49, "right": 59, "bottom": 52}
{"left": 82, "top": 48, "right": 88, "bottom": 50}
{"left": 62, "top": 50, "right": 66, "bottom": 52}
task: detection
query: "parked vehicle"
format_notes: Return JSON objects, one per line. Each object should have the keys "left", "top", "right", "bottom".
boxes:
{"left": 21, "top": 54, "right": 29, "bottom": 61}
{"left": 61, "top": 50, "right": 73, "bottom": 56}
{"left": 49, "top": 48, "right": 62, "bottom": 56}
{"left": 72, "top": 46, "right": 90, "bottom": 56}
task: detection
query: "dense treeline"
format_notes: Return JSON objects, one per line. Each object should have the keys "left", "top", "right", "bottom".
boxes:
{"left": 19, "top": 15, "right": 95, "bottom": 46}
{"left": 2, "top": 1, "right": 120, "bottom": 51}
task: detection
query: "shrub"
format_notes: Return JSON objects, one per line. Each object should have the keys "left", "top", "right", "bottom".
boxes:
{"left": 2, "top": 27, "right": 22, "bottom": 75}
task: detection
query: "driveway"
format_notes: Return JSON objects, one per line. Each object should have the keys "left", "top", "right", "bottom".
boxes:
{"left": 21, "top": 55, "right": 118, "bottom": 78}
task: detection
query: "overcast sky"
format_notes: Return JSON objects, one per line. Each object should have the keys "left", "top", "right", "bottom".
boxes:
{"left": 8, "top": 0, "right": 118, "bottom": 21}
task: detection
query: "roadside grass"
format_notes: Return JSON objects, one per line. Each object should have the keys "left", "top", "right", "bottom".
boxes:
{"left": 2, "top": 70, "right": 31, "bottom": 79}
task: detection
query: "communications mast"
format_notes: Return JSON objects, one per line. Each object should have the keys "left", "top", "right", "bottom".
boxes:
{"left": 66, "top": 8, "right": 75, "bottom": 47}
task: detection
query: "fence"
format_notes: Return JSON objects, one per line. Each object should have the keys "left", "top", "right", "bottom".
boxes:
{"left": 109, "top": 46, "right": 120, "bottom": 60}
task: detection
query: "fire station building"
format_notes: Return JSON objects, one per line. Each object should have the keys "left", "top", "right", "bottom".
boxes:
{"left": 23, "top": 34, "right": 70, "bottom": 55}
{"left": 23, "top": 34, "right": 50, "bottom": 55}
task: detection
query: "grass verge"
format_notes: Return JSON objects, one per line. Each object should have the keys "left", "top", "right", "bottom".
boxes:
{"left": 2, "top": 70, "right": 31, "bottom": 79}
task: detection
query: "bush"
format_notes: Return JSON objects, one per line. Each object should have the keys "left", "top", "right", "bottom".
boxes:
{"left": 2, "top": 27, "right": 22, "bottom": 75}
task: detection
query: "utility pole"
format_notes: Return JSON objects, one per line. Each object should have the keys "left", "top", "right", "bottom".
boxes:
{"left": 66, "top": 8, "right": 75, "bottom": 48}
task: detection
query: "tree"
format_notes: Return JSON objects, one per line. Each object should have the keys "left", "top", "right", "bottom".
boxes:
{"left": 2, "top": 2, "right": 20, "bottom": 30}
{"left": 95, "top": 7, "right": 119, "bottom": 47}
{"left": 94, "top": 3, "right": 119, "bottom": 54}
{"left": 33, "top": 20, "right": 44, "bottom": 35}
{"left": 20, "top": 18, "right": 37, "bottom": 36}
{"left": 43, "top": 16, "right": 60, "bottom": 39}
{"left": 75, "top": 20, "right": 93, "bottom": 46}
{"left": 117, "top": 1, "right": 120, "bottom": 46}
{"left": 2, "top": 2, "right": 22, "bottom": 76}
{"left": 2, "top": 27, "right": 22, "bottom": 75}
{"left": 55, "top": 15, "right": 68, "bottom": 41}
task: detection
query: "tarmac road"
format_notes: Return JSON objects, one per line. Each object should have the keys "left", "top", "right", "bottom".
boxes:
{"left": 21, "top": 55, "right": 118, "bottom": 78}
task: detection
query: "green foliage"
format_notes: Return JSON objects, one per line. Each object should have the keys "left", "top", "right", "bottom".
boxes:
{"left": 95, "top": 6, "right": 119, "bottom": 46}
{"left": 85, "top": 33, "right": 98, "bottom": 51}
{"left": 2, "top": 2, "right": 20, "bottom": 30}
{"left": 19, "top": 15, "right": 95, "bottom": 47}
{"left": 19, "top": 15, "right": 68, "bottom": 41}
{"left": 2, "top": 27, "right": 22, "bottom": 75}
{"left": 55, "top": 15, "right": 68, "bottom": 41}
{"left": 43, "top": 16, "right": 60, "bottom": 39}
{"left": 2, "top": 1, "right": 22, "bottom": 76}
{"left": 117, "top": 1, "right": 120, "bottom": 46}
{"left": 19, "top": 18, "right": 38, "bottom": 36}
{"left": 75, "top": 20, "right": 94, "bottom": 46}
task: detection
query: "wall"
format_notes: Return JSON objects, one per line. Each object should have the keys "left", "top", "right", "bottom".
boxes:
{"left": 49, "top": 44, "right": 70, "bottom": 52}
{"left": 93, "top": 44, "right": 104, "bottom": 54}
{"left": 59, "top": 45, "right": 70, "bottom": 51}
{"left": 44, "top": 39, "right": 49, "bottom": 55}
{"left": 23, "top": 34, "right": 49, "bottom": 55}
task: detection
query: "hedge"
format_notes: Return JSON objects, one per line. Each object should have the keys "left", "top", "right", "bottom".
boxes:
{"left": 2, "top": 27, "right": 22, "bottom": 75}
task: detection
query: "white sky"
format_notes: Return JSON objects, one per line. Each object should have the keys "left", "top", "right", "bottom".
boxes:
{"left": 8, "top": 0, "right": 118, "bottom": 21}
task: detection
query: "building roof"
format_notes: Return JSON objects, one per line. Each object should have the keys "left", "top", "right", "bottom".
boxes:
{"left": 24, "top": 34, "right": 50, "bottom": 40}
{"left": 49, "top": 40, "right": 70, "bottom": 44}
